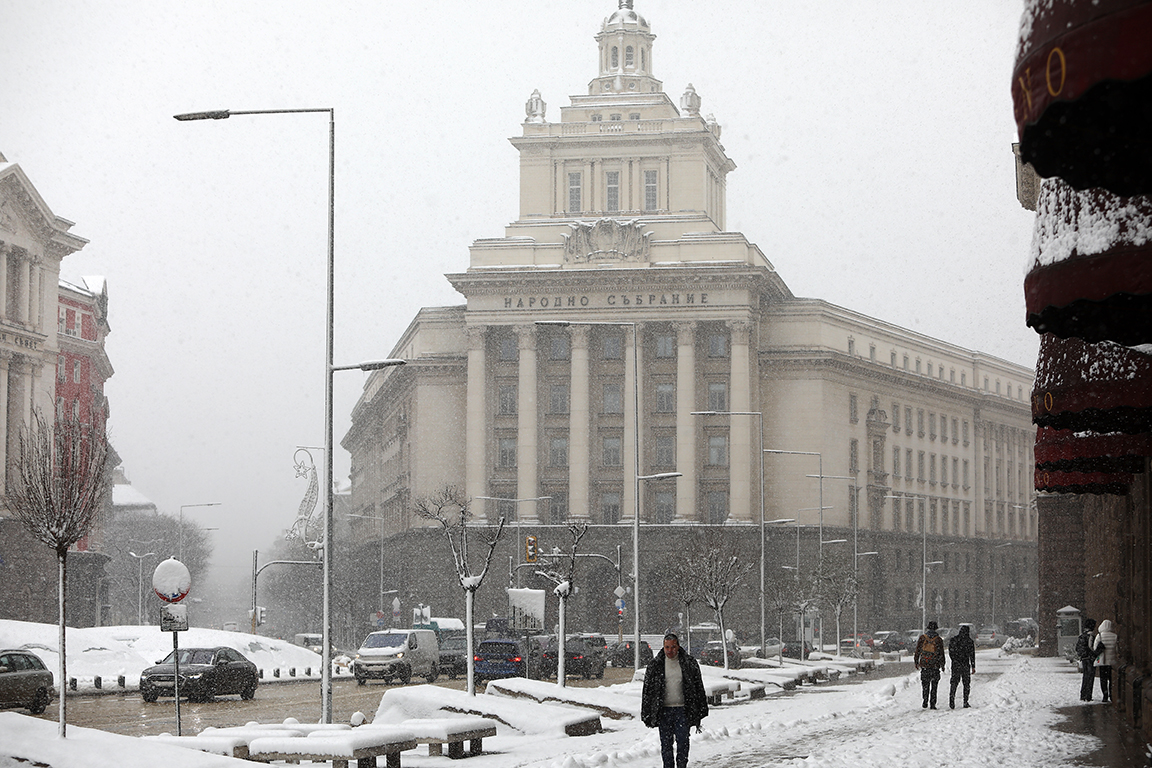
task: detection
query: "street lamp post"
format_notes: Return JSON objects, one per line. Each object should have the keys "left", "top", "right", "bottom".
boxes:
{"left": 178, "top": 502, "right": 221, "bottom": 561}
{"left": 692, "top": 410, "right": 767, "bottom": 657}
{"left": 764, "top": 449, "right": 824, "bottom": 648}
{"left": 476, "top": 496, "right": 551, "bottom": 589}
{"left": 174, "top": 105, "right": 407, "bottom": 724}
{"left": 127, "top": 551, "right": 156, "bottom": 625}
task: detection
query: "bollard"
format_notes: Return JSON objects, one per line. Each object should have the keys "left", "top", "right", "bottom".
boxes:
{"left": 94, "top": 676, "right": 101, "bottom": 690}
{"left": 273, "top": 668, "right": 280, "bottom": 678}
{"left": 118, "top": 675, "right": 126, "bottom": 688}
{"left": 305, "top": 667, "right": 311, "bottom": 677}
{"left": 259, "top": 669, "right": 264, "bottom": 678}
{"left": 69, "top": 678, "right": 77, "bottom": 691}
{"left": 289, "top": 667, "right": 296, "bottom": 677}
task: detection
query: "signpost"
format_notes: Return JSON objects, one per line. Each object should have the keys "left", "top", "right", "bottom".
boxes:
{"left": 153, "top": 558, "right": 191, "bottom": 736}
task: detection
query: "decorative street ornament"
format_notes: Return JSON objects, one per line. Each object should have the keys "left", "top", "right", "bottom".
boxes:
{"left": 152, "top": 557, "right": 191, "bottom": 603}
{"left": 287, "top": 448, "right": 321, "bottom": 543}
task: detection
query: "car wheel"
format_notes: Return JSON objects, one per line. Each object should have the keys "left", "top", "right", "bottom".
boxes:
{"left": 142, "top": 687, "right": 159, "bottom": 703}
{"left": 28, "top": 688, "right": 49, "bottom": 715}
{"left": 448, "top": 669, "right": 457, "bottom": 680}
{"left": 356, "top": 676, "right": 367, "bottom": 686}
{"left": 426, "top": 663, "right": 438, "bottom": 683}
{"left": 240, "top": 681, "right": 257, "bottom": 700}
{"left": 582, "top": 666, "right": 591, "bottom": 680}
{"left": 399, "top": 665, "right": 412, "bottom": 685}
{"left": 596, "top": 663, "right": 604, "bottom": 679}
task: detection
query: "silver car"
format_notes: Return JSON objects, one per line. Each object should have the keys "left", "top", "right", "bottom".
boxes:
{"left": 0, "top": 649, "right": 54, "bottom": 715}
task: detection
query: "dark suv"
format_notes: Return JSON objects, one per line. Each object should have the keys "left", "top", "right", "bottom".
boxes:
{"left": 543, "top": 636, "right": 607, "bottom": 679}
{"left": 438, "top": 634, "right": 469, "bottom": 679}
{"left": 473, "top": 638, "right": 540, "bottom": 684}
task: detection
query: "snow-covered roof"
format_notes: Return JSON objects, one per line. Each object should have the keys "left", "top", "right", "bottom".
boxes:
{"left": 112, "top": 482, "right": 157, "bottom": 513}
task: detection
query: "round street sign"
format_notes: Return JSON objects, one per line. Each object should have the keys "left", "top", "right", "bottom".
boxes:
{"left": 152, "top": 558, "right": 191, "bottom": 603}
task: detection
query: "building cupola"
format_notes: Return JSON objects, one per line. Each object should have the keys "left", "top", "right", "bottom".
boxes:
{"left": 591, "top": 1, "right": 662, "bottom": 96}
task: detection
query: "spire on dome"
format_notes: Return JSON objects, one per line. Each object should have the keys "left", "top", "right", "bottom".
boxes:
{"left": 592, "top": 1, "right": 660, "bottom": 96}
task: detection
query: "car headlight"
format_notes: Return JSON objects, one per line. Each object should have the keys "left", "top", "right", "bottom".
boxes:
{"left": 395, "top": 652, "right": 404, "bottom": 659}
{"left": 186, "top": 673, "right": 203, "bottom": 680}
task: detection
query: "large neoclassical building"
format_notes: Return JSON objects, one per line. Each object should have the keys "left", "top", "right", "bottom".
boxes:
{"left": 343, "top": 1, "right": 1036, "bottom": 637}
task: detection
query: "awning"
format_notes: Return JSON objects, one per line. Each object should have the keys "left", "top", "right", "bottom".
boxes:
{"left": 1035, "top": 426, "right": 1151, "bottom": 474}
{"left": 1031, "top": 333, "right": 1152, "bottom": 434}
{"left": 1024, "top": 179, "right": 1152, "bottom": 345}
{"left": 1035, "top": 466, "right": 1134, "bottom": 495}
{"left": 1013, "top": 0, "right": 1152, "bottom": 196}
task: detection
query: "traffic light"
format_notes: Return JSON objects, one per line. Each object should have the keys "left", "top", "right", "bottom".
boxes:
{"left": 256, "top": 606, "right": 266, "bottom": 626}
{"left": 525, "top": 535, "right": 538, "bottom": 563}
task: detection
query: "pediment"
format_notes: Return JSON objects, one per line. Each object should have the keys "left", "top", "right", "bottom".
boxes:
{"left": 0, "top": 163, "right": 87, "bottom": 254}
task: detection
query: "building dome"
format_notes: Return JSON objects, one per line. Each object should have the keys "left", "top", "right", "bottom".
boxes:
{"left": 603, "top": 1, "right": 649, "bottom": 32}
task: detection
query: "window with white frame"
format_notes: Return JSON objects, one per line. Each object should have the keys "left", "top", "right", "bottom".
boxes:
{"left": 708, "top": 333, "right": 728, "bottom": 357}
{"left": 498, "top": 384, "right": 517, "bottom": 415}
{"left": 644, "top": 170, "right": 658, "bottom": 210}
{"left": 498, "top": 438, "right": 517, "bottom": 468}
{"left": 568, "top": 172, "right": 582, "bottom": 212}
{"left": 550, "top": 334, "right": 569, "bottom": 360}
{"left": 603, "top": 334, "right": 623, "bottom": 359}
{"left": 655, "top": 434, "right": 675, "bottom": 466}
{"left": 550, "top": 384, "right": 570, "bottom": 414}
{"left": 498, "top": 335, "right": 518, "bottom": 361}
{"left": 707, "top": 381, "right": 727, "bottom": 412}
{"left": 706, "top": 491, "right": 728, "bottom": 524}
{"left": 601, "top": 492, "right": 621, "bottom": 524}
{"left": 655, "top": 382, "right": 675, "bottom": 413}
{"left": 655, "top": 491, "right": 675, "bottom": 523}
{"left": 606, "top": 171, "right": 620, "bottom": 212}
{"left": 550, "top": 436, "right": 568, "bottom": 467}
{"left": 602, "top": 436, "right": 622, "bottom": 466}
{"left": 655, "top": 333, "right": 675, "bottom": 358}
{"left": 602, "top": 382, "right": 623, "bottom": 414}
{"left": 708, "top": 435, "right": 728, "bottom": 466}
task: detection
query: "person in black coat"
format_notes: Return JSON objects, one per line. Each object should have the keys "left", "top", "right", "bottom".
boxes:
{"left": 948, "top": 624, "right": 976, "bottom": 708}
{"left": 641, "top": 633, "right": 709, "bottom": 768}
{"left": 1076, "top": 618, "right": 1102, "bottom": 701}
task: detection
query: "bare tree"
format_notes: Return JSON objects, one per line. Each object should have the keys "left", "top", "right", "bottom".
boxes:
{"left": 415, "top": 486, "right": 505, "bottom": 695}
{"left": 669, "top": 557, "right": 702, "bottom": 656}
{"left": 533, "top": 521, "right": 588, "bottom": 687}
{"left": 765, "top": 575, "right": 797, "bottom": 655}
{"left": 814, "top": 555, "right": 858, "bottom": 656}
{"left": 691, "top": 531, "right": 753, "bottom": 669}
{"left": 5, "top": 410, "right": 111, "bottom": 737}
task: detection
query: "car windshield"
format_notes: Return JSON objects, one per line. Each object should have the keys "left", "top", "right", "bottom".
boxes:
{"left": 441, "top": 636, "right": 467, "bottom": 650}
{"left": 479, "top": 642, "right": 519, "bottom": 659}
{"left": 362, "top": 633, "right": 407, "bottom": 649}
{"left": 161, "top": 649, "right": 215, "bottom": 665}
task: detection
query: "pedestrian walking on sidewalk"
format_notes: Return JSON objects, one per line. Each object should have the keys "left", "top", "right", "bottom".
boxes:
{"left": 914, "top": 621, "right": 947, "bottom": 709}
{"left": 1094, "top": 619, "right": 1118, "bottom": 702}
{"left": 641, "top": 632, "right": 709, "bottom": 768}
{"left": 947, "top": 624, "right": 976, "bottom": 708}
{"left": 1076, "top": 618, "right": 1102, "bottom": 701}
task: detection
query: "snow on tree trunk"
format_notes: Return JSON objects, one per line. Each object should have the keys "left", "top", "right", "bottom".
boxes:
{"left": 465, "top": 588, "right": 475, "bottom": 696}
{"left": 557, "top": 592, "right": 566, "bottom": 687}
{"left": 58, "top": 551, "right": 67, "bottom": 738}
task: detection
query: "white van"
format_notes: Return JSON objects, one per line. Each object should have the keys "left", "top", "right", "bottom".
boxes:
{"left": 352, "top": 629, "right": 439, "bottom": 685}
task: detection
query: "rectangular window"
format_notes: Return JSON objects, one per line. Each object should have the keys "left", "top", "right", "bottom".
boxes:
{"left": 498, "top": 335, "right": 518, "bottom": 361}
{"left": 550, "top": 495, "right": 568, "bottom": 524}
{"left": 602, "top": 436, "right": 622, "bottom": 466}
{"left": 603, "top": 335, "right": 623, "bottom": 359}
{"left": 869, "top": 344, "right": 876, "bottom": 360}
{"left": 962, "top": 372, "right": 967, "bottom": 386}
{"left": 963, "top": 459, "right": 970, "bottom": 488}
{"left": 707, "top": 382, "right": 727, "bottom": 412}
{"left": 655, "top": 382, "right": 675, "bottom": 413}
{"left": 893, "top": 447, "right": 901, "bottom": 477}
{"left": 568, "top": 172, "right": 582, "bottom": 212}
{"left": 891, "top": 351, "right": 897, "bottom": 367}
{"left": 707, "top": 491, "right": 728, "bottom": 525}
{"left": 903, "top": 354, "right": 910, "bottom": 370}
{"left": 601, "top": 492, "right": 621, "bottom": 525}
{"left": 549, "top": 436, "right": 568, "bottom": 467}
{"left": 57, "top": 356, "right": 66, "bottom": 382}
{"left": 929, "top": 413, "right": 936, "bottom": 440}
{"left": 906, "top": 449, "right": 914, "bottom": 480}
{"left": 917, "top": 410, "right": 925, "bottom": 437}
{"left": 550, "top": 384, "right": 570, "bottom": 414}
{"left": 930, "top": 454, "right": 937, "bottom": 485}
{"left": 655, "top": 491, "right": 676, "bottom": 523}
{"left": 892, "top": 404, "right": 900, "bottom": 432}
{"left": 963, "top": 420, "right": 970, "bottom": 445}
{"left": 603, "top": 382, "right": 623, "bottom": 414}
{"left": 644, "top": 170, "right": 658, "bottom": 210}
{"left": 849, "top": 394, "right": 858, "bottom": 424}
{"left": 917, "top": 451, "right": 925, "bottom": 482}
{"left": 606, "top": 171, "right": 620, "bottom": 212}
{"left": 849, "top": 439, "right": 859, "bottom": 474}
{"left": 72, "top": 360, "right": 81, "bottom": 383}
{"left": 655, "top": 334, "right": 675, "bottom": 358}
{"left": 498, "top": 384, "right": 517, "bottom": 415}
{"left": 655, "top": 435, "right": 675, "bottom": 466}
{"left": 708, "top": 333, "right": 728, "bottom": 357}
{"left": 708, "top": 435, "right": 729, "bottom": 466}
{"left": 905, "top": 407, "right": 913, "bottom": 436}
{"left": 952, "top": 457, "right": 959, "bottom": 487}
{"left": 952, "top": 418, "right": 959, "bottom": 444}
{"left": 941, "top": 456, "right": 948, "bottom": 485}
{"left": 918, "top": 499, "right": 925, "bottom": 533}
{"left": 940, "top": 415, "right": 948, "bottom": 441}
{"left": 550, "top": 334, "right": 569, "bottom": 360}
{"left": 498, "top": 438, "right": 517, "bottom": 468}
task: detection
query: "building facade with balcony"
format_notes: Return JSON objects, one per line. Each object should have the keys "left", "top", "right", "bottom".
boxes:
{"left": 342, "top": 1, "right": 1036, "bottom": 638}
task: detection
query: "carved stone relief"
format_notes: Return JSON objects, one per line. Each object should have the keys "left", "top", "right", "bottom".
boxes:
{"left": 563, "top": 218, "right": 652, "bottom": 263}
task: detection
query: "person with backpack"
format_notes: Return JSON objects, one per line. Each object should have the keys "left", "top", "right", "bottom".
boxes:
{"left": 914, "top": 621, "right": 947, "bottom": 709}
{"left": 1093, "top": 619, "right": 1117, "bottom": 702}
{"left": 1076, "top": 618, "right": 1101, "bottom": 701}
{"left": 947, "top": 624, "right": 976, "bottom": 708}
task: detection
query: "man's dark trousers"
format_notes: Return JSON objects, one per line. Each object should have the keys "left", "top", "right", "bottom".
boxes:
{"left": 1081, "top": 661, "right": 1097, "bottom": 701}
{"left": 921, "top": 668, "right": 941, "bottom": 708}
{"left": 949, "top": 667, "right": 971, "bottom": 706}
{"left": 658, "top": 706, "right": 690, "bottom": 768}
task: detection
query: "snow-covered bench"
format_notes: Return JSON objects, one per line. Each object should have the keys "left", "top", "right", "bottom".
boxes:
{"left": 247, "top": 726, "right": 416, "bottom": 768}
{"left": 703, "top": 679, "right": 739, "bottom": 706}
{"left": 140, "top": 734, "right": 251, "bottom": 759}
{"left": 395, "top": 717, "right": 498, "bottom": 758}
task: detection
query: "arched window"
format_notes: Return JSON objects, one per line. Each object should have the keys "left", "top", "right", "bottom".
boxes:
{"left": 625, "top": 46, "right": 634, "bottom": 68}
{"left": 641, "top": 47, "right": 646, "bottom": 71}
{"left": 611, "top": 46, "right": 618, "bottom": 69}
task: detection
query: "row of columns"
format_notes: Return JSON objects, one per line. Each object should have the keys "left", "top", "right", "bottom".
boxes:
{"left": 0, "top": 243, "right": 47, "bottom": 332}
{"left": 463, "top": 318, "right": 756, "bottom": 525}
{"left": 0, "top": 352, "right": 41, "bottom": 495}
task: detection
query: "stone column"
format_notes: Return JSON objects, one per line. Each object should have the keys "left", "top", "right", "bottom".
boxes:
{"left": 0, "top": 244, "right": 9, "bottom": 324}
{"left": 464, "top": 326, "right": 488, "bottom": 504}
{"left": 0, "top": 352, "right": 10, "bottom": 495}
{"left": 728, "top": 319, "right": 753, "bottom": 523}
{"left": 515, "top": 324, "right": 540, "bottom": 523}
{"left": 28, "top": 257, "right": 41, "bottom": 333}
{"left": 621, "top": 324, "right": 639, "bottom": 524}
{"left": 569, "top": 326, "right": 590, "bottom": 520}
{"left": 674, "top": 321, "right": 697, "bottom": 522}
{"left": 14, "top": 251, "right": 28, "bottom": 326}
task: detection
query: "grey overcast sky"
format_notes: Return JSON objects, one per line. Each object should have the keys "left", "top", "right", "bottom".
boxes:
{"left": 3, "top": 0, "right": 1036, "bottom": 581}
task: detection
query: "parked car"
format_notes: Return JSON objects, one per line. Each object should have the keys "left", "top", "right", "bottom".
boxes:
{"left": 904, "top": 629, "right": 924, "bottom": 648}
{"left": 976, "top": 625, "right": 1005, "bottom": 648}
{"left": 473, "top": 638, "right": 541, "bottom": 684}
{"left": 759, "top": 637, "right": 785, "bottom": 658}
{"left": 139, "top": 646, "right": 258, "bottom": 703}
{"left": 839, "top": 633, "right": 873, "bottom": 654}
{"left": 1006, "top": 618, "right": 1038, "bottom": 640}
{"left": 0, "top": 649, "right": 53, "bottom": 714}
{"left": 438, "top": 633, "right": 469, "bottom": 679}
{"left": 607, "top": 639, "right": 653, "bottom": 667}
{"left": 781, "top": 639, "right": 811, "bottom": 660}
{"left": 353, "top": 628, "right": 439, "bottom": 685}
{"left": 578, "top": 633, "right": 609, "bottom": 667}
{"left": 874, "top": 631, "right": 908, "bottom": 653}
{"left": 698, "top": 640, "right": 741, "bottom": 668}
{"left": 543, "top": 636, "right": 607, "bottom": 679}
